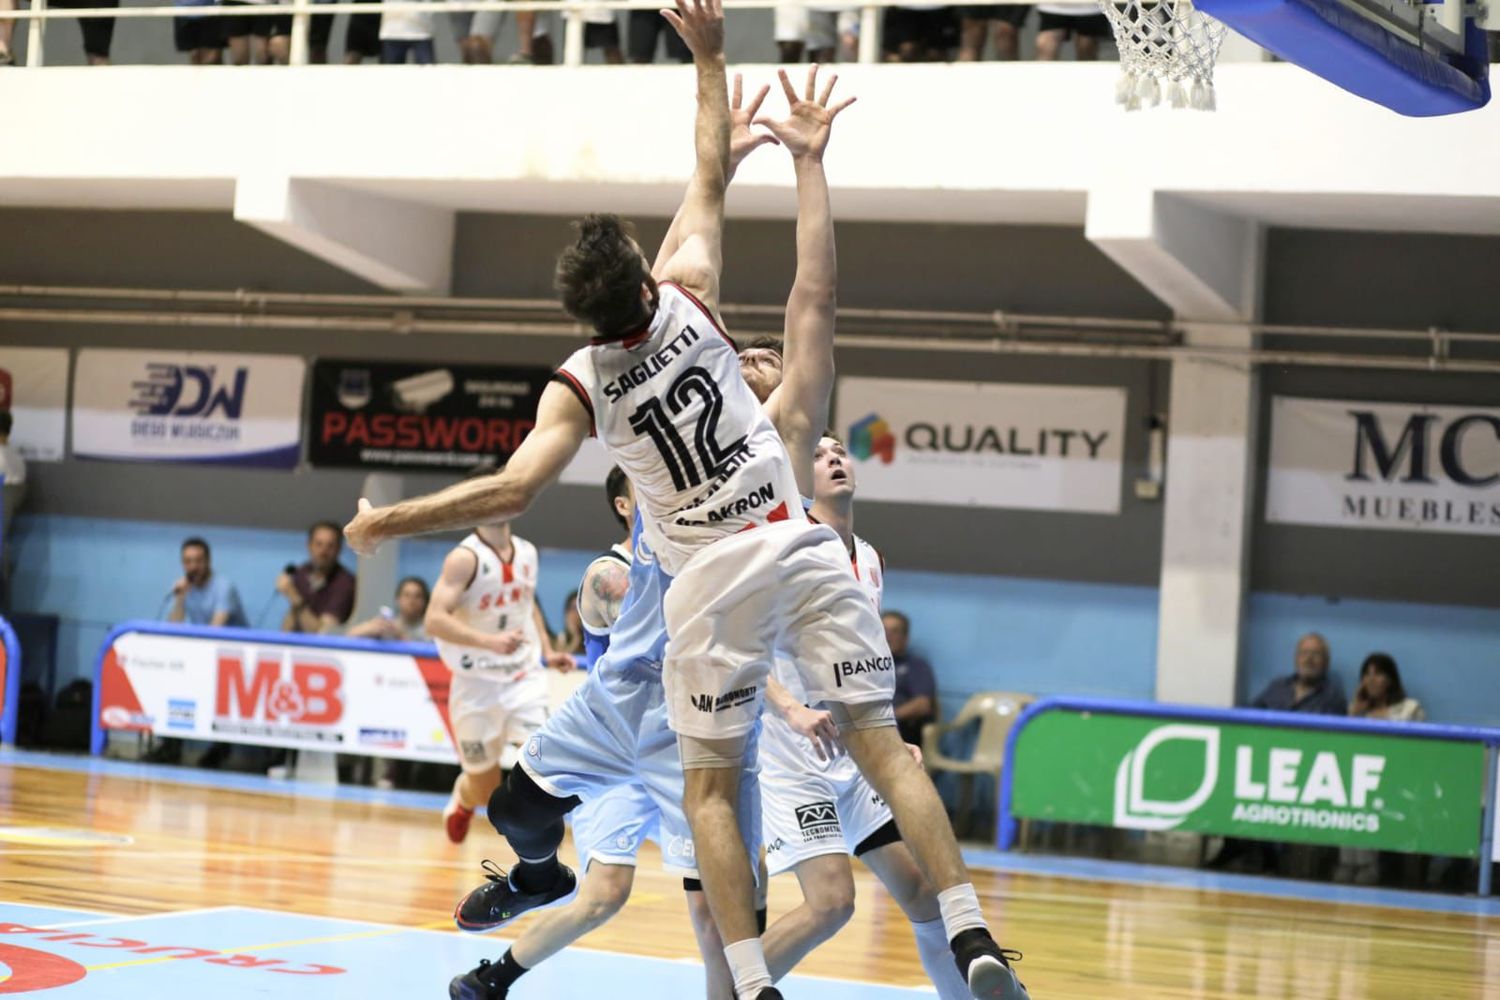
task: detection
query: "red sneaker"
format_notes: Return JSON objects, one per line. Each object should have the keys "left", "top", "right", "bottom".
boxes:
{"left": 444, "top": 797, "right": 475, "bottom": 844}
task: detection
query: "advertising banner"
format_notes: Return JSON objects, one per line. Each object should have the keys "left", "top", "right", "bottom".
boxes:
{"left": 835, "top": 377, "right": 1126, "bottom": 513}
{"left": 0, "top": 347, "right": 69, "bottom": 462}
{"left": 97, "top": 628, "right": 459, "bottom": 762}
{"left": 1267, "top": 396, "right": 1500, "bottom": 536}
{"left": 72, "top": 350, "right": 305, "bottom": 468}
{"left": 307, "top": 360, "right": 552, "bottom": 471}
{"left": 1010, "top": 709, "right": 1485, "bottom": 856}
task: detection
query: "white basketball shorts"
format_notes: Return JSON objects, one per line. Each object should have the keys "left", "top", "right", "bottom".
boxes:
{"left": 449, "top": 669, "right": 549, "bottom": 774}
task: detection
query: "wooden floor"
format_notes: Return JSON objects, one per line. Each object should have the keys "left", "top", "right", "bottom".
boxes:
{"left": 2, "top": 759, "right": 1498, "bottom": 999}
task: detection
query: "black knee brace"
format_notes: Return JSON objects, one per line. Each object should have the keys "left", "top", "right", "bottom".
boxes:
{"left": 488, "top": 766, "right": 580, "bottom": 858}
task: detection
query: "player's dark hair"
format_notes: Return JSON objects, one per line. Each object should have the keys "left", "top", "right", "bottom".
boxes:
{"left": 821, "top": 430, "right": 843, "bottom": 445}
{"left": 308, "top": 521, "right": 343, "bottom": 545}
{"left": 1359, "top": 652, "right": 1407, "bottom": 704}
{"left": 745, "top": 336, "right": 782, "bottom": 356}
{"left": 397, "top": 576, "right": 430, "bottom": 605}
{"left": 555, "top": 214, "right": 655, "bottom": 339}
{"left": 0, "top": 411, "right": 12, "bottom": 437}
{"left": 181, "top": 536, "right": 211, "bottom": 560}
{"left": 882, "top": 610, "right": 910, "bottom": 635}
{"left": 605, "top": 465, "right": 631, "bottom": 531}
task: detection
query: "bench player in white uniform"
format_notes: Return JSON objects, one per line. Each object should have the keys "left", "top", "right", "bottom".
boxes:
{"left": 427, "top": 511, "right": 575, "bottom": 844}
{"left": 344, "top": 6, "right": 1025, "bottom": 995}
{"left": 758, "top": 438, "right": 972, "bottom": 1000}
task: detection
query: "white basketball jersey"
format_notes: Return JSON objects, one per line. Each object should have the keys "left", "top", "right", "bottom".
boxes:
{"left": 434, "top": 532, "right": 543, "bottom": 682}
{"left": 555, "top": 282, "right": 805, "bottom": 577}
{"left": 762, "top": 532, "right": 884, "bottom": 771}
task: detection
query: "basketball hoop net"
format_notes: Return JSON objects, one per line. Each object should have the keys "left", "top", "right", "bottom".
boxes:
{"left": 1098, "top": 0, "right": 1228, "bottom": 110}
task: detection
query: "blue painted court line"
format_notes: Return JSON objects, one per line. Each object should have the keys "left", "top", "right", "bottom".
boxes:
{"left": 962, "top": 848, "right": 1500, "bottom": 918}
{"left": 0, "top": 747, "right": 450, "bottom": 812}
{"left": 0, "top": 904, "right": 935, "bottom": 998}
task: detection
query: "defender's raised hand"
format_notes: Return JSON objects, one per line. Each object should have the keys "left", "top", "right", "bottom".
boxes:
{"left": 730, "top": 73, "right": 780, "bottom": 171}
{"left": 754, "top": 64, "right": 857, "bottom": 162}
{"left": 661, "top": 0, "right": 724, "bottom": 60}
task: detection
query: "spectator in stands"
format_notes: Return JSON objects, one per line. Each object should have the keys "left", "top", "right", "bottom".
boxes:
{"left": 555, "top": 590, "right": 586, "bottom": 656}
{"left": 885, "top": 610, "right": 938, "bottom": 746}
{"left": 774, "top": 3, "right": 849, "bottom": 64}
{"left": 582, "top": 9, "right": 624, "bottom": 63}
{"left": 342, "top": 0, "right": 383, "bottom": 62}
{"left": 0, "top": 410, "right": 27, "bottom": 550}
{"left": 883, "top": 5, "right": 957, "bottom": 62}
{"left": 277, "top": 521, "right": 357, "bottom": 634}
{"left": 381, "top": 0, "right": 435, "bottom": 64}
{"left": 958, "top": 5, "right": 1026, "bottom": 60}
{"left": 513, "top": 9, "right": 553, "bottom": 64}
{"left": 628, "top": 7, "right": 690, "bottom": 63}
{"left": 49, "top": 0, "right": 119, "bottom": 64}
{"left": 221, "top": 0, "right": 290, "bottom": 65}
{"left": 1035, "top": 1, "right": 1111, "bottom": 61}
{"left": 450, "top": 7, "right": 501, "bottom": 62}
{"left": 174, "top": 0, "right": 224, "bottom": 63}
{"left": 347, "top": 577, "right": 431, "bottom": 642}
{"left": 1349, "top": 652, "right": 1424, "bottom": 723}
{"left": 166, "top": 537, "right": 247, "bottom": 627}
{"left": 0, "top": 0, "right": 13, "bottom": 65}
{"left": 1250, "top": 632, "right": 1348, "bottom": 715}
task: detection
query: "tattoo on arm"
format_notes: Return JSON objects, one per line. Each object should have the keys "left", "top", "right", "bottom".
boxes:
{"left": 581, "top": 561, "right": 630, "bottom": 631}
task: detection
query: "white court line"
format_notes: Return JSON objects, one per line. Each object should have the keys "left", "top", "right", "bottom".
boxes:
{"left": 38, "top": 905, "right": 244, "bottom": 929}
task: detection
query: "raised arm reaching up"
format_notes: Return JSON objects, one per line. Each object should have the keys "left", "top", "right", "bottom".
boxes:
{"left": 654, "top": 0, "right": 731, "bottom": 319}
{"left": 754, "top": 65, "right": 856, "bottom": 496}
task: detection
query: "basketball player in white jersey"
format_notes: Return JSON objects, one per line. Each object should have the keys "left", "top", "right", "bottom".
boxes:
{"left": 427, "top": 505, "right": 575, "bottom": 844}
{"left": 344, "top": 3, "right": 1023, "bottom": 994}
{"left": 756, "top": 436, "right": 974, "bottom": 1000}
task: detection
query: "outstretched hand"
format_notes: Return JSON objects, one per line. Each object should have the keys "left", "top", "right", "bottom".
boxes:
{"left": 344, "top": 497, "right": 383, "bottom": 557}
{"left": 754, "top": 64, "right": 857, "bottom": 162}
{"left": 661, "top": 0, "right": 724, "bottom": 60}
{"left": 729, "top": 73, "right": 780, "bottom": 171}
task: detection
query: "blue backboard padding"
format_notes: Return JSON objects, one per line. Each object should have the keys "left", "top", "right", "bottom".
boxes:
{"left": 1196, "top": 0, "right": 1490, "bottom": 115}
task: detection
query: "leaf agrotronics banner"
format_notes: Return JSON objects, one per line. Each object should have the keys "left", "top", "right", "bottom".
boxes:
{"left": 836, "top": 378, "right": 1126, "bottom": 513}
{"left": 72, "top": 349, "right": 305, "bottom": 468}
{"left": 0, "top": 347, "right": 69, "bottom": 462}
{"left": 1267, "top": 396, "right": 1500, "bottom": 536}
{"left": 1011, "top": 710, "right": 1485, "bottom": 856}
{"left": 98, "top": 629, "right": 460, "bottom": 762}
{"left": 308, "top": 360, "right": 552, "bottom": 471}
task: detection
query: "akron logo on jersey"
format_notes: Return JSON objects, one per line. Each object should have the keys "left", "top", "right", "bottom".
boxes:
{"left": 794, "top": 801, "right": 841, "bottom": 842}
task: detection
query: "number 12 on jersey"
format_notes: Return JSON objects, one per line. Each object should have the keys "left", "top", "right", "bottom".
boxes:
{"left": 629, "top": 366, "right": 747, "bottom": 491}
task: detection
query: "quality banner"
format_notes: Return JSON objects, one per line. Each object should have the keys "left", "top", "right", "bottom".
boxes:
{"left": 98, "top": 629, "right": 459, "bottom": 762}
{"left": 1010, "top": 709, "right": 1485, "bottom": 856}
{"left": 72, "top": 349, "right": 305, "bottom": 468}
{"left": 0, "top": 347, "right": 69, "bottom": 462}
{"left": 308, "top": 360, "right": 552, "bottom": 471}
{"left": 835, "top": 377, "right": 1126, "bottom": 512}
{"left": 1266, "top": 396, "right": 1500, "bottom": 535}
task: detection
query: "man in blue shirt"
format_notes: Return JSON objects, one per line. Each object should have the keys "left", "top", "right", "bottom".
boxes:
{"left": 166, "top": 537, "right": 247, "bottom": 628}
{"left": 886, "top": 610, "right": 939, "bottom": 746}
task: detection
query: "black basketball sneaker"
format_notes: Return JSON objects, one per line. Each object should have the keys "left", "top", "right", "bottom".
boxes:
{"left": 951, "top": 927, "right": 1029, "bottom": 1000}
{"left": 754, "top": 989, "right": 784, "bottom": 1000}
{"left": 449, "top": 958, "right": 510, "bottom": 1000}
{"left": 453, "top": 859, "right": 580, "bottom": 933}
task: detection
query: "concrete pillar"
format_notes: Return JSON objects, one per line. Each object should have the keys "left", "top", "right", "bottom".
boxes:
{"left": 351, "top": 471, "right": 405, "bottom": 626}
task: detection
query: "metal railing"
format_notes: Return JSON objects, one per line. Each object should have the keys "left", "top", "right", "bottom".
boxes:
{"left": 4, "top": 0, "right": 1061, "bottom": 67}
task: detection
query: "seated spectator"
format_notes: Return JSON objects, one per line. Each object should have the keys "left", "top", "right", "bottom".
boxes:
{"left": 883, "top": 5, "right": 957, "bottom": 62}
{"left": 628, "top": 6, "right": 690, "bottom": 63}
{"left": 49, "top": 0, "right": 119, "bottom": 65}
{"left": 1350, "top": 652, "right": 1424, "bottom": 722}
{"left": 450, "top": 7, "right": 501, "bottom": 62}
{"left": 885, "top": 610, "right": 938, "bottom": 746}
{"left": 555, "top": 590, "right": 586, "bottom": 656}
{"left": 958, "top": 4, "right": 1027, "bottom": 60}
{"left": 347, "top": 576, "right": 431, "bottom": 642}
{"left": 221, "top": 0, "right": 290, "bottom": 66}
{"left": 342, "top": 0, "right": 384, "bottom": 63}
{"left": 166, "top": 537, "right": 247, "bottom": 627}
{"left": 0, "top": 410, "right": 27, "bottom": 553}
{"left": 1250, "top": 632, "right": 1348, "bottom": 715}
{"left": 381, "top": 0, "right": 435, "bottom": 64}
{"left": 1035, "top": 1, "right": 1112, "bottom": 61}
{"left": 774, "top": 3, "right": 852, "bottom": 63}
{"left": 174, "top": 0, "right": 224, "bottom": 64}
{"left": 583, "top": 9, "right": 625, "bottom": 64}
{"left": 277, "top": 521, "right": 357, "bottom": 634}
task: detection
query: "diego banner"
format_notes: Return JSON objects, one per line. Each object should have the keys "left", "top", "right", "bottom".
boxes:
{"left": 309, "top": 360, "right": 552, "bottom": 470}
{"left": 1010, "top": 708, "right": 1486, "bottom": 857}
{"left": 0, "top": 347, "right": 69, "bottom": 463}
{"left": 97, "top": 627, "right": 460, "bottom": 762}
{"left": 1267, "top": 396, "right": 1500, "bottom": 536}
{"left": 72, "top": 349, "right": 305, "bottom": 468}
{"left": 836, "top": 377, "right": 1126, "bottom": 513}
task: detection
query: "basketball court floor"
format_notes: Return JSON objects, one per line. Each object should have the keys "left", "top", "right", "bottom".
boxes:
{"left": 1, "top": 749, "right": 1496, "bottom": 999}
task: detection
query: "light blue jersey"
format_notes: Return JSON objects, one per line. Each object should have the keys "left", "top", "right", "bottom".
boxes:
{"left": 524, "top": 510, "right": 758, "bottom": 878}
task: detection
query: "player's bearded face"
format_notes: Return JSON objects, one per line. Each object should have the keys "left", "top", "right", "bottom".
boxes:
{"left": 814, "top": 438, "right": 856, "bottom": 499}
{"left": 739, "top": 348, "right": 783, "bottom": 402}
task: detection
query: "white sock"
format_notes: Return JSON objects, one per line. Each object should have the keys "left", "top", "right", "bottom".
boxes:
{"left": 913, "top": 917, "right": 972, "bottom": 1000}
{"left": 936, "top": 883, "right": 987, "bottom": 940}
{"left": 723, "top": 937, "right": 773, "bottom": 1000}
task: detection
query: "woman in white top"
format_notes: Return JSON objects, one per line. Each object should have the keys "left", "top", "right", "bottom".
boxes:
{"left": 1349, "top": 652, "right": 1425, "bottom": 723}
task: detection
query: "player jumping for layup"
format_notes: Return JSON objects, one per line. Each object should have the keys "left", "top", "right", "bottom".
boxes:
{"left": 344, "top": 3, "right": 1024, "bottom": 995}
